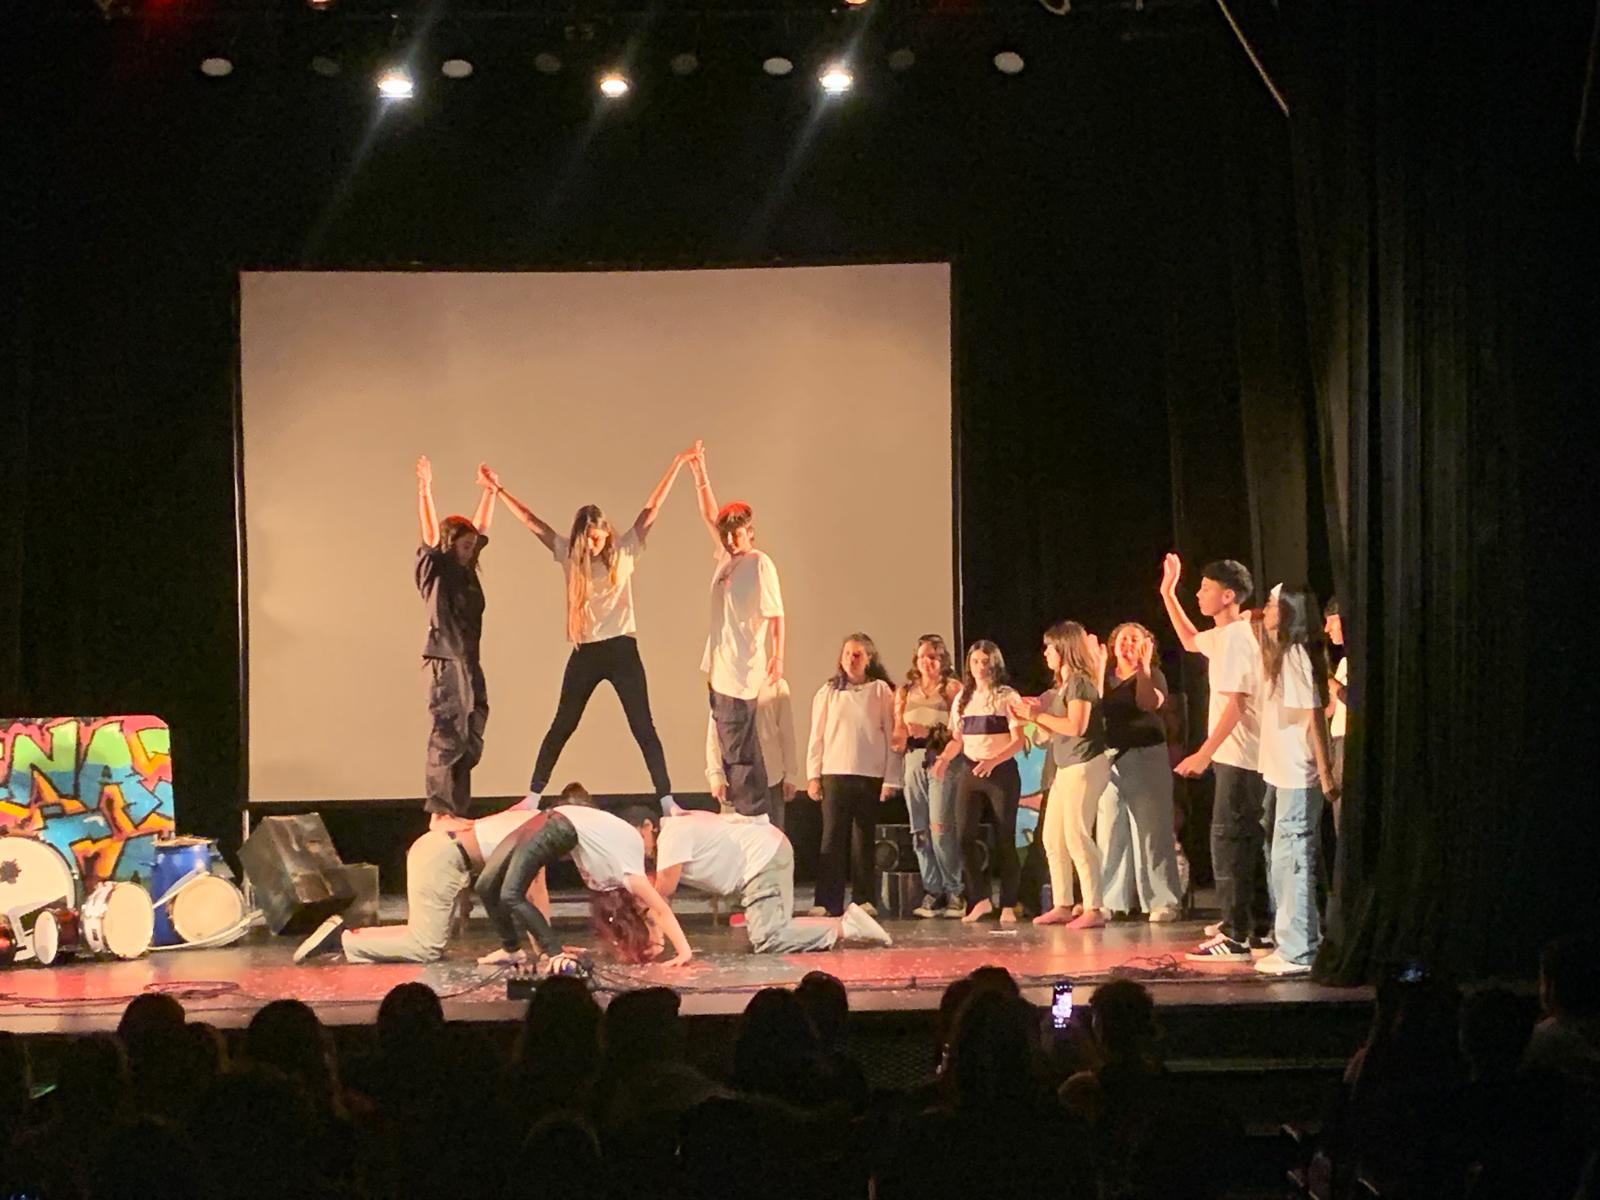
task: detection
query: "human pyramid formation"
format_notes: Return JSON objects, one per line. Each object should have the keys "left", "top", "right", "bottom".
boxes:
{"left": 295, "top": 442, "right": 1345, "bottom": 979}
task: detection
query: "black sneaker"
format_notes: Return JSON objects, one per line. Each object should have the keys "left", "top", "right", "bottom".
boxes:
{"left": 938, "top": 893, "right": 966, "bottom": 918}
{"left": 912, "top": 893, "right": 943, "bottom": 919}
{"left": 1250, "top": 933, "right": 1277, "bottom": 951}
{"left": 293, "top": 915, "right": 345, "bottom": 963}
{"left": 1184, "top": 932, "right": 1253, "bottom": 962}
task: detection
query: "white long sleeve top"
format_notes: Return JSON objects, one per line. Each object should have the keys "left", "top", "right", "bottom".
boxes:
{"left": 806, "top": 678, "right": 901, "bottom": 781}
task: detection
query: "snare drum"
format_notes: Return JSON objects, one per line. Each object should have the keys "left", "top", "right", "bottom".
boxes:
{"left": 81, "top": 881, "right": 155, "bottom": 960}
{"left": 151, "top": 836, "right": 218, "bottom": 947}
{"left": 34, "top": 907, "right": 83, "bottom": 966}
{"left": 170, "top": 875, "right": 246, "bottom": 945}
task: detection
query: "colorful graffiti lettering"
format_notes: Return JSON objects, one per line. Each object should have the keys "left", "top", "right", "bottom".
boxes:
{"left": 0, "top": 716, "right": 176, "bottom": 885}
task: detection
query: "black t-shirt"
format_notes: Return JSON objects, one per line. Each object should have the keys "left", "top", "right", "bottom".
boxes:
{"left": 416, "top": 539, "right": 486, "bottom": 660}
{"left": 1101, "top": 665, "right": 1168, "bottom": 752}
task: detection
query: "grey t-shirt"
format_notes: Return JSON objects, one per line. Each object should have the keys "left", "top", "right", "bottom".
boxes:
{"left": 1042, "top": 672, "right": 1105, "bottom": 767}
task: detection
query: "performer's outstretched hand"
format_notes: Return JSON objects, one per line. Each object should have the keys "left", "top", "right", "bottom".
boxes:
{"left": 1085, "top": 633, "right": 1108, "bottom": 693}
{"left": 476, "top": 462, "right": 499, "bottom": 491}
{"left": 1159, "top": 552, "right": 1182, "bottom": 596}
{"left": 416, "top": 455, "right": 433, "bottom": 485}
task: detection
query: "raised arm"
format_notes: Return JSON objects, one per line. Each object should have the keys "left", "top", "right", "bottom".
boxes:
{"left": 633, "top": 447, "right": 695, "bottom": 541}
{"left": 471, "top": 463, "right": 496, "bottom": 534}
{"left": 483, "top": 465, "right": 559, "bottom": 553}
{"left": 687, "top": 442, "right": 723, "bottom": 551}
{"left": 416, "top": 455, "right": 439, "bottom": 547}
{"left": 1134, "top": 636, "right": 1167, "bottom": 712}
{"left": 1159, "top": 553, "right": 1203, "bottom": 653}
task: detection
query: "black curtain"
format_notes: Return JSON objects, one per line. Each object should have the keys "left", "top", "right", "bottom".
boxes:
{"left": 1280, "top": 2, "right": 1600, "bottom": 982}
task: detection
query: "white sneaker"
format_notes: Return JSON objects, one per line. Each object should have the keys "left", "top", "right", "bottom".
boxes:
{"left": 1253, "top": 951, "right": 1312, "bottom": 977}
{"left": 855, "top": 902, "right": 879, "bottom": 918}
{"left": 841, "top": 903, "right": 893, "bottom": 946}
{"left": 1148, "top": 906, "right": 1183, "bottom": 924}
{"left": 477, "top": 947, "right": 528, "bottom": 967}
{"left": 293, "top": 915, "right": 345, "bottom": 963}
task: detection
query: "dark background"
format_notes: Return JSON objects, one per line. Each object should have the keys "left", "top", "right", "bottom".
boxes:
{"left": 3, "top": 0, "right": 1596, "bottom": 981}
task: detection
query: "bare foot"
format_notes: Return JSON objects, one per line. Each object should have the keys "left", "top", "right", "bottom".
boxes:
{"left": 961, "top": 899, "right": 994, "bottom": 924}
{"left": 1033, "top": 906, "right": 1074, "bottom": 926}
{"left": 999, "top": 907, "right": 1018, "bottom": 926}
{"left": 1070, "top": 903, "right": 1085, "bottom": 918}
{"left": 1065, "top": 910, "right": 1107, "bottom": 930}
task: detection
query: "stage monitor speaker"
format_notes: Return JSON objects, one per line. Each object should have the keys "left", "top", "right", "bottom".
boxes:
{"left": 240, "top": 814, "right": 354, "bottom": 935}
{"left": 873, "top": 824, "right": 917, "bottom": 872}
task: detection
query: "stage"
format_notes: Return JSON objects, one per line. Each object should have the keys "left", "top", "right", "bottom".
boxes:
{"left": 0, "top": 893, "right": 1366, "bottom": 1036}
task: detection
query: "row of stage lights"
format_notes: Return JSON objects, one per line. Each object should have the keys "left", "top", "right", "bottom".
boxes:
{"left": 195, "top": 48, "right": 1032, "bottom": 96}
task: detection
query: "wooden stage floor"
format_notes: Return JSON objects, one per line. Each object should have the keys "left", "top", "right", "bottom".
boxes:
{"left": 0, "top": 896, "right": 1367, "bottom": 1035}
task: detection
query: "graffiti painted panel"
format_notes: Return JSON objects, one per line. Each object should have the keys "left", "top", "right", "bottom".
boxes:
{"left": 0, "top": 716, "right": 176, "bottom": 885}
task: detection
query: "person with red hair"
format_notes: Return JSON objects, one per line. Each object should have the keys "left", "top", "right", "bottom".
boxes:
{"left": 414, "top": 455, "right": 497, "bottom": 828}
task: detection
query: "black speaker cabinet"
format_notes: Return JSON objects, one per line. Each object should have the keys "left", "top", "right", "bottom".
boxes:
{"left": 876, "top": 871, "right": 926, "bottom": 918}
{"left": 240, "top": 814, "right": 355, "bottom": 935}
{"left": 873, "top": 824, "right": 917, "bottom": 872}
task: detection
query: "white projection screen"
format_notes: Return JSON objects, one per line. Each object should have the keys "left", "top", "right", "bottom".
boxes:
{"left": 240, "top": 265, "right": 953, "bottom": 803}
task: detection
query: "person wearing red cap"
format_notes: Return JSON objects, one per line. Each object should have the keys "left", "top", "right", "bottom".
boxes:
{"left": 414, "top": 455, "right": 497, "bottom": 828}
{"left": 688, "top": 442, "right": 787, "bottom": 820}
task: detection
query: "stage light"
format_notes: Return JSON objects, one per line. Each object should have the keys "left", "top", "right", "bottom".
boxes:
{"left": 306, "top": 0, "right": 334, "bottom": 8}
{"left": 200, "top": 56, "right": 234, "bottom": 78}
{"left": 310, "top": 55, "right": 341, "bottom": 77}
{"left": 762, "top": 55, "right": 794, "bottom": 77}
{"left": 534, "top": 51, "right": 562, "bottom": 75}
{"left": 376, "top": 66, "right": 414, "bottom": 99}
{"left": 993, "top": 50, "right": 1025, "bottom": 75}
{"left": 670, "top": 51, "right": 699, "bottom": 77}
{"left": 887, "top": 47, "right": 915, "bottom": 72}
{"left": 598, "top": 71, "right": 630, "bottom": 98}
{"left": 819, "top": 64, "right": 853, "bottom": 95}
{"left": 441, "top": 58, "right": 473, "bottom": 79}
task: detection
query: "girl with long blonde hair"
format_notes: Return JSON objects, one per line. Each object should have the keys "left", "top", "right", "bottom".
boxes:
{"left": 481, "top": 447, "right": 697, "bottom": 810}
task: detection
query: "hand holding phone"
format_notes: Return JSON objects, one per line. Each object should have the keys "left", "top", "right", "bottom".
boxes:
{"left": 1051, "top": 979, "right": 1074, "bottom": 1030}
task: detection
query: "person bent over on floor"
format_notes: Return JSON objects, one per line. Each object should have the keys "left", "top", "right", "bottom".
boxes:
{"left": 294, "top": 803, "right": 539, "bottom": 964}
{"left": 651, "top": 809, "right": 892, "bottom": 952}
{"left": 477, "top": 788, "right": 693, "bottom": 973}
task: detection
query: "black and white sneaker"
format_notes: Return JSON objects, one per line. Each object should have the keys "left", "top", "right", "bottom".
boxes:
{"left": 912, "top": 893, "right": 943, "bottom": 919}
{"left": 1184, "top": 932, "right": 1253, "bottom": 962}
{"left": 293, "top": 915, "right": 345, "bottom": 963}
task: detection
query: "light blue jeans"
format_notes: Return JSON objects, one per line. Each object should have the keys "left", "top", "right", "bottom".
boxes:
{"left": 904, "top": 755, "right": 961, "bottom": 897}
{"left": 1267, "top": 784, "right": 1324, "bottom": 964}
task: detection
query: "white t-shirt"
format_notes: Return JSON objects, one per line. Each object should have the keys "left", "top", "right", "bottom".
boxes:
{"left": 807, "top": 679, "right": 900, "bottom": 780}
{"left": 655, "top": 811, "right": 784, "bottom": 896}
{"left": 551, "top": 527, "right": 644, "bottom": 643}
{"left": 1258, "top": 644, "right": 1320, "bottom": 789}
{"left": 552, "top": 805, "right": 645, "bottom": 890}
{"left": 1194, "top": 620, "right": 1262, "bottom": 771}
{"left": 701, "top": 549, "right": 785, "bottom": 700}
{"left": 1331, "top": 657, "right": 1348, "bottom": 738}
{"left": 473, "top": 807, "right": 537, "bottom": 861}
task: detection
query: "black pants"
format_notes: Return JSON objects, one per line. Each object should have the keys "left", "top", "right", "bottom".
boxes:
{"left": 1212, "top": 763, "right": 1269, "bottom": 942}
{"left": 815, "top": 774, "right": 882, "bottom": 915}
{"left": 708, "top": 689, "right": 768, "bottom": 817}
{"left": 475, "top": 812, "right": 579, "bottom": 955}
{"left": 424, "top": 656, "right": 488, "bottom": 817}
{"left": 529, "top": 636, "right": 671, "bottom": 796}
{"left": 955, "top": 757, "right": 1022, "bottom": 910}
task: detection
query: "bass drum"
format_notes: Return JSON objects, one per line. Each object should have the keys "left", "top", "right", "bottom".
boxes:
{"left": 0, "top": 834, "right": 82, "bottom": 962}
{"left": 170, "top": 875, "right": 247, "bottom": 946}
{"left": 81, "top": 881, "right": 155, "bottom": 960}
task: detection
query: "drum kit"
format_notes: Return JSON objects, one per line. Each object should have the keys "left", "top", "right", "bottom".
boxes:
{"left": 0, "top": 832, "right": 252, "bottom": 968}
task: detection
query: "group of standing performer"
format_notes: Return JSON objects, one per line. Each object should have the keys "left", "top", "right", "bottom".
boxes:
{"left": 324, "top": 444, "right": 1339, "bottom": 977}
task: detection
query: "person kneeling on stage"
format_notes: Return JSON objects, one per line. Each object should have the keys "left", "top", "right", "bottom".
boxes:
{"left": 477, "top": 791, "right": 693, "bottom": 971}
{"left": 295, "top": 803, "right": 539, "bottom": 964}
{"left": 651, "top": 810, "right": 893, "bottom": 953}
